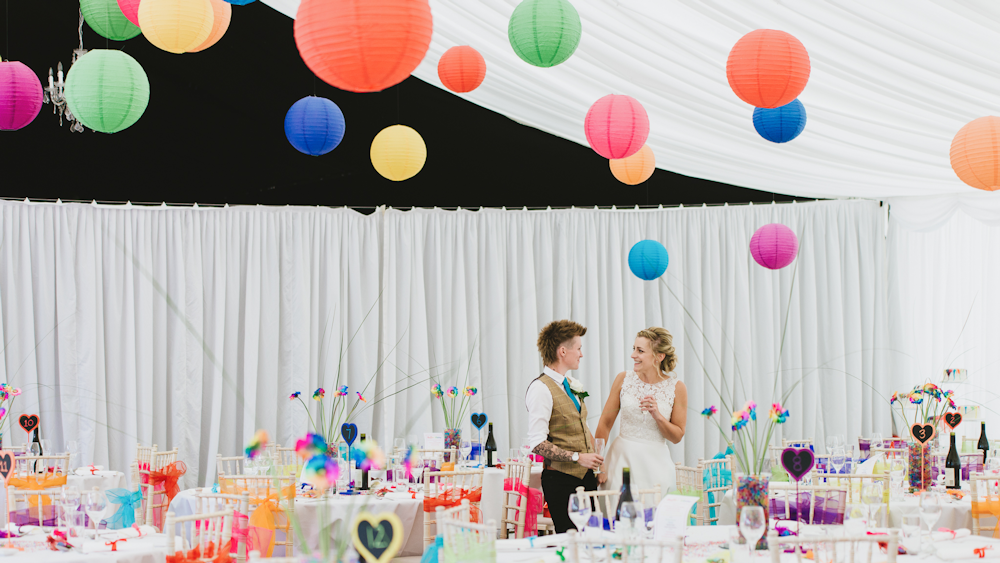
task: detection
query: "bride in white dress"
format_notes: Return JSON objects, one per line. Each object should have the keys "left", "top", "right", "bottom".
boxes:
{"left": 595, "top": 327, "right": 688, "bottom": 500}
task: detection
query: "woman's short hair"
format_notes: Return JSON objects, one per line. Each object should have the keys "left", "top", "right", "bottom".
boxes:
{"left": 636, "top": 326, "right": 678, "bottom": 374}
{"left": 537, "top": 320, "right": 587, "bottom": 366}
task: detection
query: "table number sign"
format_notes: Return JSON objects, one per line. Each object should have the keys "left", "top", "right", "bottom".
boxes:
{"left": 780, "top": 448, "right": 815, "bottom": 482}
{"left": 19, "top": 414, "right": 39, "bottom": 434}
{"left": 352, "top": 511, "right": 403, "bottom": 563}
{"left": 944, "top": 412, "right": 962, "bottom": 430}
{"left": 911, "top": 422, "right": 935, "bottom": 490}
{"left": 0, "top": 451, "right": 12, "bottom": 546}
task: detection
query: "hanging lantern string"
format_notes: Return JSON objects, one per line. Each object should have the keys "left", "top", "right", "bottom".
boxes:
{"left": 396, "top": 83, "right": 401, "bottom": 123}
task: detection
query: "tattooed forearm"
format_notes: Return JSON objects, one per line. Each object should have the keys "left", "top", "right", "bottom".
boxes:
{"left": 532, "top": 440, "right": 575, "bottom": 462}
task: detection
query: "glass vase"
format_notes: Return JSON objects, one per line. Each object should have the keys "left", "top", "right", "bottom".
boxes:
{"left": 736, "top": 474, "right": 769, "bottom": 550}
{"left": 908, "top": 440, "right": 932, "bottom": 489}
{"left": 444, "top": 428, "right": 461, "bottom": 463}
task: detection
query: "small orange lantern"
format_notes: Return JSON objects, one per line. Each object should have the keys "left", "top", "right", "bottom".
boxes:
{"left": 610, "top": 145, "right": 655, "bottom": 185}
{"left": 951, "top": 116, "right": 1000, "bottom": 191}
{"left": 437, "top": 46, "right": 486, "bottom": 93}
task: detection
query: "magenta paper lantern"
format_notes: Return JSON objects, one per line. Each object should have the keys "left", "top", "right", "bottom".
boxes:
{"left": 0, "top": 61, "right": 43, "bottom": 131}
{"left": 750, "top": 223, "right": 798, "bottom": 269}
{"left": 584, "top": 94, "right": 649, "bottom": 159}
{"left": 117, "top": 0, "right": 141, "bottom": 26}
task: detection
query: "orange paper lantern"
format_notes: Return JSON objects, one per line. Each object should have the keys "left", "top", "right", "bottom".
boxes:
{"left": 951, "top": 116, "right": 1000, "bottom": 191}
{"left": 610, "top": 145, "right": 655, "bottom": 185}
{"left": 188, "top": 0, "right": 231, "bottom": 52}
{"left": 294, "top": 0, "right": 433, "bottom": 93}
{"left": 437, "top": 46, "right": 486, "bottom": 93}
{"left": 726, "top": 29, "right": 810, "bottom": 108}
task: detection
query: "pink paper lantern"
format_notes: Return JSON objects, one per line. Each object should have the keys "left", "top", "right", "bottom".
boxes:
{"left": 0, "top": 61, "right": 43, "bottom": 131}
{"left": 584, "top": 94, "right": 649, "bottom": 159}
{"left": 750, "top": 223, "right": 798, "bottom": 269}
{"left": 117, "top": 0, "right": 141, "bottom": 26}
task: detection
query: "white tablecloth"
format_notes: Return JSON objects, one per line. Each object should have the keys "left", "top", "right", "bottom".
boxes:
{"left": 67, "top": 471, "right": 127, "bottom": 494}
{"left": 0, "top": 532, "right": 173, "bottom": 563}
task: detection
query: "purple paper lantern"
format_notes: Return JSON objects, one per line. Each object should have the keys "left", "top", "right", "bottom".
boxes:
{"left": 0, "top": 62, "right": 43, "bottom": 131}
{"left": 750, "top": 223, "right": 798, "bottom": 269}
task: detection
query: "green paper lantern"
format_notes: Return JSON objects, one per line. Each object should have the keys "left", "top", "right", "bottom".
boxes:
{"left": 508, "top": 0, "right": 582, "bottom": 68}
{"left": 65, "top": 50, "right": 149, "bottom": 134}
{"left": 81, "top": 0, "right": 142, "bottom": 41}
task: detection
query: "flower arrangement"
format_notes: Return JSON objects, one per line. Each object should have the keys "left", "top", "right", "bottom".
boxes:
{"left": 432, "top": 384, "right": 478, "bottom": 429}
{"left": 890, "top": 382, "right": 956, "bottom": 430}
{"left": 290, "top": 386, "right": 354, "bottom": 442}
{"left": 703, "top": 400, "right": 790, "bottom": 475}
{"left": 0, "top": 383, "right": 22, "bottom": 437}
{"left": 295, "top": 433, "right": 338, "bottom": 492}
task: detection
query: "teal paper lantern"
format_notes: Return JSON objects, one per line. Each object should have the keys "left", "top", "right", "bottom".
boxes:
{"left": 628, "top": 240, "right": 669, "bottom": 280}
{"left": 508, "top": 0, "right": 581, "bottom": 68}
{"left": 65, "top": 50, "right": 149, "bottom": 134}
{"left": 81, "top": 0, "right": 142, "bottom": 41}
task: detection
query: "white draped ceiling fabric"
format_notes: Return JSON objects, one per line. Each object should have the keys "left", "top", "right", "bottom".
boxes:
{"left": 263, "top": 0, "right": 1000, "bottom": 199}
{"left": 0, "top": 199, "right": 887, "bottom": 486}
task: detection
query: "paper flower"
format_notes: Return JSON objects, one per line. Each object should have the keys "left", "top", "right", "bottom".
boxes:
{"left": 313, "top": 388, "right": 325, "bottom": 400}
{"left": 889, "top": 392, "right": 898, "bottom": 405}
{"left": 245, "top": 429, "right": 269, "bottom": 459}
{"left": 350, "top": 438, "right": 386, "bottom": 471}
{"left": 464, "top": 386, "right": 477, "bottom": 397}
{"left": 11, "top": 388, "right": 20, "bottom": 396}
{"left": 769, "top": 403, "right": 789, "bottom": 424}
{"left": 431, "top": 384, "right": 443, "bottom": 399}
{"left": 289, "top": 391, "right": 301, "bottom": 400}
{"left": 302, "top": 454, "right": 338, "bottom": 492}
{"left": 446, "top": 386, "right": 459, "bottom": 398}
{"left": 701, "top": 406, "right": 717, "bottom": 417}
{"left": 731, "top": 410, "right": 750, "bottom": 431}
{"left": 0, "top": 408, "right": 6, "bottom": 420}
{"left": 744, "top": 400, "right": 757, "bottom": 421}
{"left": 295, "top": 433, "right": 327, "bottom": 460}
{"left": 336, "top": 385, "right": 348, "bottom": 397}
{"left": 356, "top": 391, "right": 367, "bottom": 403}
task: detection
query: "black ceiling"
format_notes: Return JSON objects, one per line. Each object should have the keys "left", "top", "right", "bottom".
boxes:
{"left": 1, "top": 1, "right": 803, "bottom": 208}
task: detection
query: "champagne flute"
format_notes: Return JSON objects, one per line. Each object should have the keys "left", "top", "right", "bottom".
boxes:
{"left": 593, "top": 438, "right": 606, "bottom": 475}
{"left": 61, "top": 486, "right": 81, "bottom": 535}
{"left": 568, "top": 493, "right": 592, "bottom": 537}
{"left": 739, "top": 506, "right": 766, "bottom": 556}
{"left": 889, "top": 458, "right": 906, "bottom": 499}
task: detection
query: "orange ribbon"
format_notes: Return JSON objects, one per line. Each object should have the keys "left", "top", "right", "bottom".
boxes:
{"left": 423, "top": 486, "right": 483, "bottom": 521}
{"left": 149, "top": 461, "right": 187, "bottom": 503}
{"left": 8, "top": 474, "right": 68, "bottom": 506}
{"left": 975, "top": 546, "right": 992, "bottom": 558}
{"left": 247, "top": 487, "right": 294, "bottom": 557}
{"left": 105, "top": 539, "right": 127, "bottom": 551}
{"left": 166, "top": 541, "right": 226, "bottom": 563}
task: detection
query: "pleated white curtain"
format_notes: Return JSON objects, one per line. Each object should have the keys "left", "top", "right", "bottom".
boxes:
{"left": 0, "top": 201, "right": 382, "bottom": 489}
{"left": 379, "top": 200, "right": 889, "bottom": 468}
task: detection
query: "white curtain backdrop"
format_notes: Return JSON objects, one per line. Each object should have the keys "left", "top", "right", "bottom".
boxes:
{"left": 379, "top": 200, "right": 889, "bottom": 468}
{"left": 0, "top": 199, "right": 888, "bottom": 486}
{"left": 887, "top": 196, "right": 1000, "bottom": 441}
{"left": 0, "top": 201, "right": 382, "bottom": 489}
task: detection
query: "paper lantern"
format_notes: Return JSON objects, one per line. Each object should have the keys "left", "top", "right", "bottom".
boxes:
{"left": 65, "top": 50, "right": 149, "bottom": 134}
{"left": 188, "top": 0, "right": 231, "bottom": 52}
{"left": 117, "top": 0, "right": 141, "bottom": 26}
{"left": 727, "top": 29, "right": 810, "bottom": 108}
{"left": 82, "top": 0, "right": 142, "bottom": 40}
{"left": 437, "top": 46, "right": 486, "bottom": 93}
{"left": 294, "top": 0, "right": 433, "bottom": 93}
{"left": 370, "top": 125, "right": 426, "bottom": 181}
{"left": 610, "top": 145, "right": 655, "bottom": 185}
{"left": 750, "top": 223, "right": 798, "bottom": 270}
{"left": 628, "top": 240, "right": 669, "bottom": 281}
{"left": 508, "top": 0, "right": 581, "bottom": 68}
{"left": 753, "top": 99, "right": 806, "bottom": 143}
{"left": 284, "top": 96, "right": 346, "bottom": 156}
{"left": 0, "top": 62, "right": 43, "bottom": 131}
{"left": 585, "top": 95, "right": 649, "bottom": 160}
{"left": 139, "top": 0, "right": 214, "bottom": 54}
{"left": 950, "top": 116, "right": 1000, "bottom": 192}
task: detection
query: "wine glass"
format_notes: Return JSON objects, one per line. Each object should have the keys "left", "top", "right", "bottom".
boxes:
{"left": 593, "top": 438, "right": 606, "bottom": 475}
{"left": 739, "top": 506, "right": 766, "bottom": 556}
{"left": 870, "top": 432, "right": 884, "bottom": 451}
{"left": 65, "top": 440, "right": 79, "bottom": 472}
{"left": 83, "top": 489, "right": 107, "bottom": 538}
{"left": 460, "top": 441, "right": 472, "bottom": 465}
{"left": 862, "top": 482, "right": 883, "bottom": 529}
{"left": 568, "top": 493, "right": 592, "bottom": 536}
{"left": 919, "top": 491, "right": 943, "bottom": 556}
{"left": 618, "top": 501, "right": 645, "bottom": 540}
{"left": 520, "top": 443, "right": 533, "bottom": 464}
{"left": 61, "top": 486, "right": 82, "bottom": 535}
{"left": 889, "top": 458, "right": 906, "bottom": 499}
{"left": 901, "top": 514, "right": 921, "bottom": 555}
{"left": 394, "top": 438, "right": 405, "bottom": 455}
{"left": 829, "top": 447, "right": 847, "bottom": 486}
{"left": 826, "top": 435, "right": 843, "bottom": 454}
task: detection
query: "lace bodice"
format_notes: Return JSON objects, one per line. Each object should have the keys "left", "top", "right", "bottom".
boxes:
{"left": 618, "top": 370, "right": 678, "bottom": 444}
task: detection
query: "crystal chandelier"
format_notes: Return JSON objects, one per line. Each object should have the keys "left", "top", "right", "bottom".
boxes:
{"left": 42, "top": 10, "right": 89, "bottom": 132}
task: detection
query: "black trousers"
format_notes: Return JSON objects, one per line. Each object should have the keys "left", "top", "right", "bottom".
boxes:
{"left": 541, "top": 468, "right": 598, "bottom": 534}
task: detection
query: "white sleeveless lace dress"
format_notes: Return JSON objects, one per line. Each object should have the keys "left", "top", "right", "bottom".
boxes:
{"left": 600, "top": 370, "right": 679, "bottom": 498}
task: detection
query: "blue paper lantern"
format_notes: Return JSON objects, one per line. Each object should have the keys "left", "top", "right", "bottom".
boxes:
{"left": 628, "top": 240, "right": 669, "bottom": 281}
{"left": 284, "top": 96, "right": 346, "bottom": 156}
{"left": 752, "top": 99, "right": 806, "bottom": 143}
{"left": 221, "top": 0, "right": 255, "bottom": 4}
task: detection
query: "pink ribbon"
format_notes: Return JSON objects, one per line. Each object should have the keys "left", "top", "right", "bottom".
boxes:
{"left": 503, "top": 478, "right": 544, "bottom": 536}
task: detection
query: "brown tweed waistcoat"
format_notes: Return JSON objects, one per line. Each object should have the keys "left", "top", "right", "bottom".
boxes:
{"left": 534, "top": 374, "right": 593, "bottom": 479}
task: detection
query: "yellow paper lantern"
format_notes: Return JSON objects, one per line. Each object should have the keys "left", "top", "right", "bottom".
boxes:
{"left": 188, "top": 0, "right": 231, "bottom": 53}
{"left": 609, "top": 145, "right": 655, "bottom": 185}
{"left": 139, "top": 0, "right": 214, "bottom": 54}
{"left": 371, "top": 125, "right": 426, "bottom": 181}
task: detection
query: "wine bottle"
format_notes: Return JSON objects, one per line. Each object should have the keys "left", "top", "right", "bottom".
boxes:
{"left": 946, "top": 431, "right": 961, "bottom": 490}
{"left": 30, "top": 428, "right": 42, "bottom": 473}
{"left": 485, "top": 423, "right": 497, "bottom": 467}
{"left": 615, "top": 467, "right": 634, "bottom": 521}
{"left": 979, "top": 422, "right": 990, "bottom": 465}
{"left": 360, "top": 433, "right": 369, "bottom": 491}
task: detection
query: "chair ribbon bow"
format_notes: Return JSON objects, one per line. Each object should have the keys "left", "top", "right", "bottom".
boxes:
{"left": 502, "top": 479, "right": 543, "bottom": 535}
{"left": 149, "top": 461, "right": 187, "bottom": 503}
{"left": 106, "top": 539, "right": 127, "bottom": 551}
{"left": 8, "top": 474, "right": 68, "bottom": 506}
{"left": 247, "top": 486, "right": 294, "bottom": 557}
{"left": 104, "top": 488, "right": 142, "bottom": 529}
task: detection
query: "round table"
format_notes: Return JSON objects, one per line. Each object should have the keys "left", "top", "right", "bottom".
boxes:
{"left": 67, "top": 471, "right": 127, "bottom": 494}
{"left": 0, "top": 531, "right": 175, "bottom": 563}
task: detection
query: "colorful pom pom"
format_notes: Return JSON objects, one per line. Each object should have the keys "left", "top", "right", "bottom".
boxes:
{"left": 295, "top": 433, "right": 327, "bottom": 460}
{"left": 701, "top": 406, "right": 717, "bottom": 417}
{"left": 245, "top": 429, "right": 269, "bottom": 459}
{"left": 313, "top": 388, "right": 325, "bottom": 400}
{"left": 336, "top": 385, "right": 348, "bottom": 397}
{"left": 289, "top": 391, "right": 301, "bottom": 400}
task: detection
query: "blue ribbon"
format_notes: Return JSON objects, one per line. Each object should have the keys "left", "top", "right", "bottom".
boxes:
{"left": 104, "top": 488, "right": 142, "bottom": 529}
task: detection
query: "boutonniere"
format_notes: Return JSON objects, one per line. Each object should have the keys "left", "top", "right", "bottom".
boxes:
{"left": 566, "top": 376, "right": 589, "bottom": 401}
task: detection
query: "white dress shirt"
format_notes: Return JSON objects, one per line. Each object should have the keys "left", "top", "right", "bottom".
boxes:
{"left": 525, "top": 366, "right": 576, "bottom": 450}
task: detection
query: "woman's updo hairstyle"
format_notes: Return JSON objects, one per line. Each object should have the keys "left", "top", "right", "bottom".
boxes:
{"left": 636, "top": 326, "right": 678, "bottom": 375}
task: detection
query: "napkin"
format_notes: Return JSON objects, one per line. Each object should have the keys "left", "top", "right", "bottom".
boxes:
{"left": 931, "top": 528, "right": 971, "bottom": 542}
{"left": 496, "top": 536, "right": 565, "bottom": 551}
{"left": 935, "top": 542, "right": 1000, "bottom": 560}
{"left": 114, "top": 525, "right": 158, "bottom": 539}
{"left": 74, "top": 466, "right": 105, "bottom": 475}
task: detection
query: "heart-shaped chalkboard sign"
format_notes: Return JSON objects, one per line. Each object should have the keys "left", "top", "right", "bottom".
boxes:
{"left": 352, "top": 511, "right": 403, "bottom": 563}
{"left": 911, "top": 423, "right": 935, "bottom": 444}
{"left": 18, "top": 414, "right": 38, "bottom": 434}
{"left": 780, "top": 448, "right": 815, "bottom": 482}
{"left": 944, "top": 412, "right": 963, "bottom": 430}
{"left": 0, "top": 451, "right": 13, "bottom": 485}
{"left": 470, "top": 413, "right": 488, "bottom": 430}
{"left": 341, "top": 423, "right": 358, "bottom": 446}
